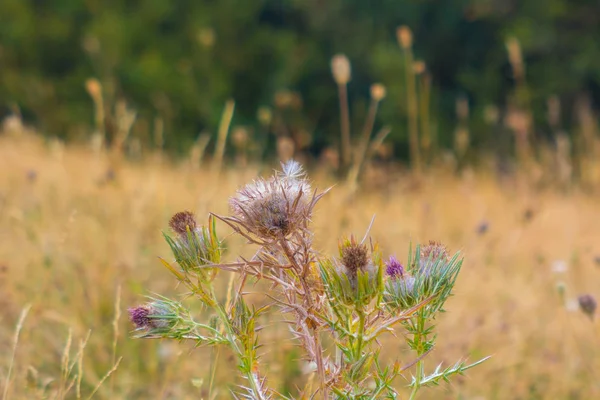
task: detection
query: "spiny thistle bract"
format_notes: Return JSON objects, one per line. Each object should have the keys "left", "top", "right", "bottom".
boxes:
{"left": 129, "top": 160, "right": 488, "bottom": 399}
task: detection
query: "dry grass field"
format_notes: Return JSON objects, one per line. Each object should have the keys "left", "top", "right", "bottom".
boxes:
{"left": 1, "top": 131, "right": 599, "bottom": 399}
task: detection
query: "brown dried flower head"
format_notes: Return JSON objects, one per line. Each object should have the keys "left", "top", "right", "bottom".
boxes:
{"left": 396, "top": 26, "right": 413, "bottom": 49}
{"left": 331, "top": 54, "right": 351, "bottom": 85}
{"left": 230, "top": 161, "right": 314, "bottom": 240}
{"left": 370, "top": 83, "right": 387, "bottom": 101}
{"left": 169, "top": 211, "right": 198, "bottom": 235}
{"left": 340, "top": 235, "right": 369, "bottom": 277}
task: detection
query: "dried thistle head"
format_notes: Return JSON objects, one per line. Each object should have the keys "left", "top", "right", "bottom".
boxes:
{"left": 169, "top": 211, "right": 198, "bottom": 236}
{"left": 229, "top": 160, "right": 315, "bottom": 240}
{"left": 331, "top": 54, "right": 351, "bottom": 85}
{"left": 396, "top": 26, "right": 413, "bottom": 49}
{"left": 370, "top": 83, "right": 386, "bottom": 102}
{"left": 340, "top": 235, "right": 369, "bottom": 277}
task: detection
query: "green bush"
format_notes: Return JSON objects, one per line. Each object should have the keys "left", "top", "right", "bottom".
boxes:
{"left": 1, "top": 0, "right": 599, "bottom": 159}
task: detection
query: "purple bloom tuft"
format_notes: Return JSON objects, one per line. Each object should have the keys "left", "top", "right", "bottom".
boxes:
{"left": 385, "top": 256, "right": 404, "bottom": 279}
{"left": 129, "top": 305, "right": 152, "bottom": 329}
{"left": 578, "top": 294, "right": 597, "bottom": 320}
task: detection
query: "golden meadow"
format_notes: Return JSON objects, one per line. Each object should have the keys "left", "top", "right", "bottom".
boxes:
{"left": 0, "top": 127, "right": 598, "bottom": 399}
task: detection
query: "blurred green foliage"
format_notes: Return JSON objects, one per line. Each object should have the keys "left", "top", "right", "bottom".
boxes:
{"left": 1, "top": 0, "right": 599, "bottom": 158}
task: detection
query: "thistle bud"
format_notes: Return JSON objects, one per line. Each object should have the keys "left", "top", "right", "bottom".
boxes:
{"left": 370, "top": 83, "right": 386, "bottom": 102}
{"left": 384, "top": 274, "right": 417, "bottom": 309}
{"left": 418, "top": 240, "right": 449, "bottom": 275}
{"left": 320, "top": 236, "right": 382, "bottom": 307}
{"left": 421, "top": 241, "right": 448, "bottom": 260}
{"left": 396, "top": 26, "right": 413, "bottom": 49}
{"left": 578, "top": 294, "right": 597, "bottom": 320}
{"left": 340, "top": 236, "right": 369, "bottom": 278}
{"left": 128, "top": 301, "right": 177, "bottom": 331}
{"left": 331, "top": 54, "right": 351, "bottom": 85}
{"left": 163, "top": 214, "right": 221, "bottom": 281}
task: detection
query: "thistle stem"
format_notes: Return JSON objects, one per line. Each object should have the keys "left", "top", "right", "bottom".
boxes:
{"left": 278, "top": 238, "right": 328, "bottom": 397}
{"left": 338, "top": 83, "right": 352, "bottom": 172}
{"left": 403, "top": 46, "right": 421, "bottom": 174}
{"left": 210, "top": 288, "right": 267, "bottom": 400}
{"left": 347, "top": 98, "right": 379, "bottom": 187}
{"left": 408, "top": 311, "right": 426, "bottom": 400}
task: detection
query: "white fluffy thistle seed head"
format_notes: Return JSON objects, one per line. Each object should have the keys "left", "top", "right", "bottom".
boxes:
{"left": 229, "top": 160, "right": 314, "bottom": 240}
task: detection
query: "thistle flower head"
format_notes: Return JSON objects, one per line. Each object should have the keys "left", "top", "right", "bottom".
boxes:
{"left": 340, "top": 235, "right": 369, "bottom": 277}
{"left": 169, "top": 211, "right": 198, "bottom": 235}
{"left": 418, "top": 241, "right": 449, "bottom": 274}
{"left": 129, "top": 305, "right": 152, "bottom": 329}
{"left": 229, "top": 160, "right": 314, "bottom": 240}
{"left": 420, "top": 241, "right": 449, "bottom": 262}
{"left": 578, "top": 294, "right": 597, "bottom": 320}
{"left": 128, "top": 301, "right": 176, "bottom": 330}
{"left": 385, "top": 256, "right": 404, "bottom": 279}
{"left": 320, "top": 237, "right": 382, "bottom": 307}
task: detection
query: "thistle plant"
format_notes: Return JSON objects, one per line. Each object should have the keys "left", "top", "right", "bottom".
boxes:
{"left": 129, "top": 161, "right": 488, "bottom": 399}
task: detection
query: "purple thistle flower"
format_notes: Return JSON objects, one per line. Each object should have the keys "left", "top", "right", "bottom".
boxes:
{"left": 578, "top": 294, "right": 597, "bottom": 320}
{"left": 129, "top": 301, "right": 178, "bottom": 331}
{"left": 128, "top": 305, "right": 152, "bottom": 329}
{"left": 385, "top": 256, "right": 404, "bottom": 279}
